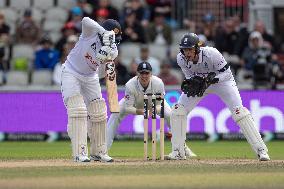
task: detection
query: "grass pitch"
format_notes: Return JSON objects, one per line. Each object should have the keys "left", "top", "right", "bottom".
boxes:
{"left": 0, "top": 141, "right": 283, "bottom": 189}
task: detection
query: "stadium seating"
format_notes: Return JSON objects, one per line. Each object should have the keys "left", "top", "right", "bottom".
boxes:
{"left": 12, "top": 44, "right": 34, "bottom": 61}
{"left": 170, "top": 69, "right": 184, "bottom": 84}
{"left": 0, "top": 0, "right": 6, "bottom": 8}
{"left": 5, "top": 21, "right": 16, "bottom": 35}
{"left": 11, "top": 44, "right": 34, "bottom": 71}
{"left": 0, "top": 8, "right": 18, "bottom": 24}
{"left": 149, "top": 44, "right": 167, "bottom": 61}
{"left": 57, "top": 0, "right": 77, "bottom": 10}
{"left": 173, "top": 29, "right": 188, "bottom": 44}
{"left": 169, "top": 44, "right": 180, "bottom": 58}
{"left": 6, "top": 71, "right": 29, "bottom": 86}
{"left": 10, "top": 0, "right": 31, "bottom": 12}
{"left": 33, "top": 0, "right": 55, "bottom": 12}
{"left": 45, "top": 7, "right": 68, "bottom": 23}
{"left": 31, "top": 70, "right": 53, "bottom": 85}
{"left": 19, "top": 8, "right": 43, "bottom": 25}
{"left": 109, "top": 0, "right": 125, "bottom": 10}
{"left": 119, "top": 43, "right": 140, "bottom": 66}
{"left": 43, "top": 20, "right": 64, "bottom": 33}
{"left": 49, "top": 31, "right": 62, "bottom": 44}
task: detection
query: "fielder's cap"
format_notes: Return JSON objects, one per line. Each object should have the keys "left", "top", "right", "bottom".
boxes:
{"left": 137, "top": 62, "right": 152, "bottom": 73}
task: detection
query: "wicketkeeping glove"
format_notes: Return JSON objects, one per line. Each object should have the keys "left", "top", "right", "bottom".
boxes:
{"left": 181, "top": 76, "right": 205, "bottom": 97}
{"left": 102, "top": 30, "right": 115, "bottom": 46}
{"left": 197, "top": 72, "right": 219, "bottom": 97}
{"left": 96, "top": 46, "right": 112, "bottom": 62}
{"left": 181, "top": 73, "right": 219, "bottom": 97}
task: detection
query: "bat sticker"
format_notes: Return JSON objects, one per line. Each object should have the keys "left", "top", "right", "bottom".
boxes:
{"left": 106, "top": 63, "right": 116, "bottom": 81}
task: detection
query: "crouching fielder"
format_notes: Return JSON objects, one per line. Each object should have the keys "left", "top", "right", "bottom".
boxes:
{"left": 107, "top": 62, "right": 196, "bottom": 158}
{"left": 61, "top": 17, "right": 122, "bottom": 162}
{"left": 166, "top": 33, "right": 270, "bottom": 161}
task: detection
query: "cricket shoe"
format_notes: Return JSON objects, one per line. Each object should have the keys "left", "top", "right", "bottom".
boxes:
{"left": 74, "top": 155, "right": 90, "bottom": 162}
{"left": 184, "top": 144, "right": 197, "bottom": 157}
{"left": 90, "top": 153, "right": 114, "bottom": 162}
{"left": 257, "top": 148, "right": 270, "bottom": 161}
{"left": 164, "top": 150, "right": 186, "bottom": 160}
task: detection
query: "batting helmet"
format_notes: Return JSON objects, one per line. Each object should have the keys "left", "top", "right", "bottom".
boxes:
{"left": 179, "top": 33, "right": 201, "bottom": 55}
{"left": 102, "top": 19, "right": 122, "bottom": 44}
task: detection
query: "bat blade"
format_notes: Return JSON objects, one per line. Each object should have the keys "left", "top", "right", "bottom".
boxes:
{"left": 105, "top": 61, "right": 119, "bottom": 113}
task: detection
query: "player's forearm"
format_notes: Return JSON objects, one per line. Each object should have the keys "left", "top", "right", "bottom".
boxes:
{"left": 82, "top": 17, "right": 105, "bottom": 38}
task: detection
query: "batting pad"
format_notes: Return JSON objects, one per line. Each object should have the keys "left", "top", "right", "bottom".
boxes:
{"left": 87, "top": 98, "right": 108, "bottom": 155}
{"left": 232, "top": 106, "right": 268, "bottom": 154}
{"left": 67, "top": 95, "right": 88, "bottom": 158}
{"left": 170, "top": 104, "right": 187, "bottom": 157}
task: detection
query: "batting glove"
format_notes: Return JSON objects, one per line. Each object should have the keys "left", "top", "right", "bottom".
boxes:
{"left": 96, "top": 46, "right": 112, "bottom": 62}
{"left": 102, "top": 30, "right": 115, "bottom": 46}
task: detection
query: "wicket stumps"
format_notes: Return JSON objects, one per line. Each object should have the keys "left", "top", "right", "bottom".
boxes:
{"left": 143, "top": 93, "right": 165, "bottom": 161}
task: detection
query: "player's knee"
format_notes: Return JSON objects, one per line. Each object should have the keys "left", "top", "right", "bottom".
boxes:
{"left": 67, "top": 95, "right": 87, "bottom": 118}
{"left": 232, "top": 106, "right": 251, "bottom": 122}
{"left": 88, "top": 98, "right": 107, "bottom": 123}
{"left": 171, "top": 103, "right": 187, "bottom": 116}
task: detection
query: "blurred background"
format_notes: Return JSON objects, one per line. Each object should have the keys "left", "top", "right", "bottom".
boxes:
{"left": 0, "top": 0, "right": 283, "bottom": 142}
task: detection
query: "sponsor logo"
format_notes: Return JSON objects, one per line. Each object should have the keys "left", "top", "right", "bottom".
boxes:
{"left": 84, "top": 52, "right": 99, "bottom": 68}
{"left": 91, "top": 42, "right": 96, "bottom": 53}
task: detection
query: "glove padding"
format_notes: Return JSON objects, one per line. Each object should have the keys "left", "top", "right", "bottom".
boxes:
{"left": 102, "top": 30, "right": 115, "bottom": 46}
{"left": 181, "top": 72, "right": 219, "bottom": 97}
{"left": 96, "top": 46, "right": 112, "bottom": 62}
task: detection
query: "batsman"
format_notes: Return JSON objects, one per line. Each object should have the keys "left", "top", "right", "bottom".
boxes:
{"left": 107, "top": 62, "right": 197, "bottom": 158}
{"left": 166, "top": 33, "right": 270, "bottom": 161}
{"left": 61, "top": 17, "right": 121, "bottom": 162}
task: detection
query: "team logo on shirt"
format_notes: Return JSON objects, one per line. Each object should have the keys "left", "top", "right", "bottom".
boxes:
{"left": 85, "top": 52, "right": 99, "bottom": 69}
{"left": 204, "top": 61, "right": 208, "bottom": 69}
{"left": 91, "top": 42, "right": 96, "bottom": 53}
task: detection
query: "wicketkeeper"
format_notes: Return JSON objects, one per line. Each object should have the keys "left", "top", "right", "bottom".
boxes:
{"left": 166, "top": 33, "right": 270, "bottom": 161}
{"left": 107, "top": 62, "right": 197, "bottom": 158}
{"left": 61, "top": 17, "right": 121, "bottom": 162}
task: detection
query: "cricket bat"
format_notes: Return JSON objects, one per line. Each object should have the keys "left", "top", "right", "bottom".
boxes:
{"left": 105, "top": 61, "right": 120, "bottom": 113}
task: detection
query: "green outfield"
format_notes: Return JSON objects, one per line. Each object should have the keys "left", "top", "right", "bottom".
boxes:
{"left": 0, "top": 141, "right": 283, "bottom": 189}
